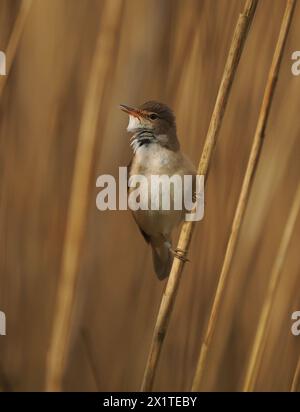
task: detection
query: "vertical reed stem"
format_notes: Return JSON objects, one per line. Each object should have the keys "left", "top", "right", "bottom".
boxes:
{"left": 140, "top": 0, "right": 258, "bottom": 392}
{"left": 45, "top": 0, "right": 123, "bottom": 391}
{"left": 291, "top": 355, "right": 300, "bottom": 392}
{"left": 0, "top": 0, "right": 32, "bottom": 98}
{"left": 192, "top": 0, "right": 297, "bottom": 392}
{"left": 243, "top": 184, "right": 300, "bottom": 391}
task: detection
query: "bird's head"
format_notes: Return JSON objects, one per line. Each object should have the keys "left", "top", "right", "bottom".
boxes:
{"left": 120, "top": 101, "right": 179, "bottom": 151}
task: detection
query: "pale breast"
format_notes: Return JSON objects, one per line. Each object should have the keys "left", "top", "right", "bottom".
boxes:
{"left": 128, "top": 143, "right": 194, "bottom": 237}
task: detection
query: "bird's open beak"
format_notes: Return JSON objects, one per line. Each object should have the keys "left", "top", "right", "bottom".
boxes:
{"left": 119, "top": 104, "right": 141, "bottom": 118}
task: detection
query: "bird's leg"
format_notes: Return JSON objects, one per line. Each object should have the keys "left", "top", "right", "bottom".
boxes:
{"left": 163, "top": 236, "right": 189, "bottom": 263}
{"left": 170, "top": 247, "right": 190, "bottom": 263}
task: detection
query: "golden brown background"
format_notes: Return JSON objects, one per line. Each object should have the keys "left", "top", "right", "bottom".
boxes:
{"left": 0, "top": 0, "right": 299, "bottom": 391}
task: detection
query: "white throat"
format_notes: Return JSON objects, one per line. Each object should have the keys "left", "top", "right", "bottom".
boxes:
{"left": 127, "top": 115, "right": 142, "bottom": 132}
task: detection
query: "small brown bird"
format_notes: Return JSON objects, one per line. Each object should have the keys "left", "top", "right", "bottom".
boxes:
{"left": 120, "top": 101, "right": 196, "bottom": 280}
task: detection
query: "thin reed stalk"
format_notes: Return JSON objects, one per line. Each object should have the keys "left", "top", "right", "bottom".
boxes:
{"left": 0, "top": 0, "right": 32, "bottom": 99}
{"left": 81, "top": 329, "right": 101, "bottom": 392}
{"left": 192, "top": 0, "right": 297, "bottom": 391}
{"left": 140, "top": 0, "right": 258, "bottom": 392}
{"left": 243, "top": 184, "right": 300, "bottom": 391}
{"left": 45, "top": 0, "right": 123, "bottom": 391}
{"left": 291, "top": 355, "right": 300, "bottom": 392}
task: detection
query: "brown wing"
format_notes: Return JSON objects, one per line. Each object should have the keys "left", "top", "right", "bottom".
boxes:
{"left": 127, "top": 158, "right": 150, "bottom": 244}
{"left": 127, "top": 158, "right": 132, "bottom": 193}
{"left": 132, "top": 213, "right": 151, "bottom": 244}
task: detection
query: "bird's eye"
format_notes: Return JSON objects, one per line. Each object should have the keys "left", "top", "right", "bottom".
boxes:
{"left": 149, "top": 113, "right": 158, "bottom": 120}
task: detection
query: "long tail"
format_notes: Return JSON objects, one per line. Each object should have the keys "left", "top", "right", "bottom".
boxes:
{"left": 151, "top": 240, "right": 173, "bottom": 280}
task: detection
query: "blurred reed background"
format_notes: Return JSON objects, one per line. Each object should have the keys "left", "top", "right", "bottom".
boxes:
{"left": 0, "top": 0, "right": 299, "bottom": 391}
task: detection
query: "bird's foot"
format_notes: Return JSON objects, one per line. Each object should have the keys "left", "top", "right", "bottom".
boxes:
{"left": 170, "top": 247, "right": 189, "bottom": 263}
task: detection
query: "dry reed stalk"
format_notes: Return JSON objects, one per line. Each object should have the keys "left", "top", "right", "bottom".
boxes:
{"left": 45, "top": 0, "right": 123, "bottom": 391}
{"left": 81, "top": 329, "right": 101, "bottom": 391}
{"left": 243, "top": 184, "right": 300, "bottom": 391}
{"left": 0, "top": 0, "right": 32, "bottom": 99}
{"left": 291, "top": 355, "right": 300, "bottom": 392}
{"left": 140, "top": 0, "right": 258, "bottom": 392}
{"left": 192, "top": 0, "right": 297, "bottom": 391}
